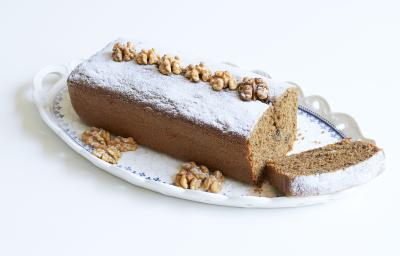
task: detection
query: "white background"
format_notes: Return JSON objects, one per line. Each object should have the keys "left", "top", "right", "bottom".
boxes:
{"left": 1, "top": 0, "right": 399, "bottom": 255}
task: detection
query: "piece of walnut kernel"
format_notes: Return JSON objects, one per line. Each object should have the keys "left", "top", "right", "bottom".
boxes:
{"left": 182, "top": 162, "right": 196, "bottom": 170}
{"left": 109, "top": 136, "right": 138, "bottom": 152}
{"left": 190, "top": 68, "right": 200, "bottom": 82}
{"left": 82, "top": 127, "right": 111, "bottom": 150}
{"left": 256, "top": 83, "right": 269, "bottom": 100}
{"left": 179, "top": 175, "right": 189, "bottom": 189}
{"left": 189, "top": 166, "right": 207, "bottom": 180}
{"left": 112, "top": 42, "right": 135, "bottom": 62}
{"left": 238, "top": 82, "right": 255, "bottom": 101}
{"left": 209, "top": 180, "right": 223, "bottom": 193}
{"left": 189, "top": 178, "right": 202, "bottom": 190}
{"left": 92, "top": 146, "right": 121, "bottom": 164}
{"left": 159, "top": 55, "right": 181, "bottom": 75}
{"left": 202, "top": 175, "right": 215, "bottom": 191}
{"left": 199, "top": 165, "right": 209, "bottom": 174}
{"left": 123, "top": 42, "right": 136, "bottom": 61}
{"left": 159, "top": 55, "right": 172, "bottom": 75}
{"left": 173, "top": 162, "right": 225, "bottom": 193}
{"left": 112, "top": 46, "right": 123, "bottom": 62}
{"left": 81, "top": 127, "right": 138, "bottom": 165}
{"left": 210, "top": 77, "right": 224, "bottom": 91}
{"left": 135, "top": 48, "right": 159, "bottom": 65}
{"left": 213, "top": 170, "right": 224, "bottom": 181}
{"left": 171, "top": 56, "right": 182, "bottom": 75}
{"left": 228, "top": 78, "right": 238, "bottom": 90}
{"left": 184, "top": 64, "right": 199, "bottom": 82}
{"left": 147, "top": 49, "right": 159, "bottom": 65}
{"left": 238, "top": 77, "right": 269, "bottom": 101}
{"left": 209, "top": 71, "right": 237, "bottom": 91}
{"left": 135, "top": 49, "right": 148, "bottom": 64}
{"left": 202, "top": 171, "right": 224, "bottom": 193}
{"left": 184, "top": 63, "right": 212, "bottom": 82}
{"left": 174, "top": 174, "right": 182, "bottom": 186}
{"left": 196, "top": 63, "right": 212, "bottom": 82}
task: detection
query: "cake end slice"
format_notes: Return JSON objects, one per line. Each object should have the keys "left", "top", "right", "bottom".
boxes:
{"left": 265, "top": 139, "right": 385, "bottom": 196}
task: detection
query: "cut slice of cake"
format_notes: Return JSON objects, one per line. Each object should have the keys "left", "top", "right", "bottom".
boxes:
{"left": 265, "top": 139, "right": 385, "bottom": 196}
{"left": 67, "top": 39, "right": 298, "bottom": 184}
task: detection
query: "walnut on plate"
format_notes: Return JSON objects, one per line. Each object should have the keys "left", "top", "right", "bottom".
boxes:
{"left": 92, "top": 146, "right": 121, "bottom": 164}
{"left": 109, "top": 136, "right": 138, "bottom": 152}
{"left": 112, "top": 42, "right": 136, "bottom": 62}
{"left": 81, "top": 127, "right": 138, "bottom": 164}
{"left": 174, "top": 162, "right": 224, "bottom": 193}
{"left": 81, "top": 127, "right": 111, "bottom": 150}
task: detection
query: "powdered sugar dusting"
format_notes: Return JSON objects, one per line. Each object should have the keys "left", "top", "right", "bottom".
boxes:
{"left": 290, "top": 150, "right": 385, "bottom": 196}
{"left": 68, "top": 39, "right": 294, "bottom": 137}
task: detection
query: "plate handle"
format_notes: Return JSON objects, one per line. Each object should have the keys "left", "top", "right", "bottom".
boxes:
{"left": 33, "top": 61, "right": 82, "bottom": 107}
{"left": 33, "top": 65, "right": 69, "bottom": 107}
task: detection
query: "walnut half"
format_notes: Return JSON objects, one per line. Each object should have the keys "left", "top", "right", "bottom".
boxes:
{"left": 109, "top": 136, "right": 138, "bottom": 152}
{"left": 135, "top": 48, "right": 160, "bottom": 65}
{"left": 209, "top": 71, "right": 237, "bottom": 91}
{"left": 112, "top": 42, "right": 136, "bottom": 62}
{"left": 174, "top": 162, "right": 224, "bottom": 193}
{"left": 184, "top": 63, "right": 212, "bottom": 83}
{"left": 238, "top": 77, "right": 269, "bottom": 101}
{"left": 81, "top": 127, "right": 138, "bottom": 164}
{"left": 92, "top": 146, "right": 121, "bottom": 164}
{"left": 81, "top": 127, "right": 110, "bottom": 150}
{"left": 158, "top": 55, "right": 182, "bottom": 75}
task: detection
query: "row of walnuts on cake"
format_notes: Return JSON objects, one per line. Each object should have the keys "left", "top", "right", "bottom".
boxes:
{"left": 81, "top": 127, "right": 224, "bottom": 193}
{"left": 112, "top": 41, "right": 269, "bottom": 102}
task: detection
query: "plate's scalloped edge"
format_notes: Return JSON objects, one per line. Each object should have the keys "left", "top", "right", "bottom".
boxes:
{"left": 251, "top": 70, "right": 374, "bottom": 144}
{"left": 32, "top": 61, "right": 373, "bottom": 208}
{"left": 287, "top": 81, "right": 375, "bottom": 144}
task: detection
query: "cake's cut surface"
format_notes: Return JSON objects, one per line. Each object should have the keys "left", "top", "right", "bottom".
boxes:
{"left": 67, "top": 39, "right": 298, "bottom": 184}
{"left": 266, "top": 140, "right": 385, "bottom": 196}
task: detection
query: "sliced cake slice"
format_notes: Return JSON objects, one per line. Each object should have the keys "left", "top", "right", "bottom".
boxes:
{"left": 265, "top": 139, "right": 385, "bottom": 196}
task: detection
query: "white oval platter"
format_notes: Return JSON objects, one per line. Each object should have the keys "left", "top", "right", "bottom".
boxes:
{"left": 32, "top": 61, "right": 375, "bottom": 208}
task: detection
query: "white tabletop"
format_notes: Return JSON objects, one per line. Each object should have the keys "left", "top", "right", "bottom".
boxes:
{"left": 1, "top": 0, "right": 399, "bottom": 255}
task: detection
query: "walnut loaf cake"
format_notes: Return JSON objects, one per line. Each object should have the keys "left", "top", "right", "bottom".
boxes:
{"left": 67, "top": 39, "right": 298, "bottom": 184}
{"left": 266, "top": 140, "right": 385, "bottom": 196}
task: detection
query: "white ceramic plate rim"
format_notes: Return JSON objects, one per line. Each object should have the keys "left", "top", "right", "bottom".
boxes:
{"left": 32, "top": 60, "right": 373, "bottom": 208}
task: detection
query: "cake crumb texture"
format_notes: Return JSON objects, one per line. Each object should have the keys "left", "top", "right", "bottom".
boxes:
{"left": 265, "top": 140, "right": 385, "bottom": 196}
